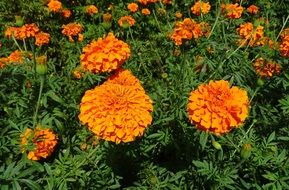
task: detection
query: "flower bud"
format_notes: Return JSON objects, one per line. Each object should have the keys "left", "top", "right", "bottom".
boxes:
{"left": 36, "top": 55, "right": 48, "bottom": 75}
{"left": 241, "top": 143, "right": 252, "bottom": 159}
{"left": 212, "top": 141, "right": 222, "bottom": 150}
{"left": 15, "top": 16, "right": 24, "bottom": 27}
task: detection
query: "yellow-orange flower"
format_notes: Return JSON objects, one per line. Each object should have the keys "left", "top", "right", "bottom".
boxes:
{"left": 0, "top": 57, "right": 8, "bottom": 68}
{"left": 187, "top": 80, "right": 249, "bottom": 135}
{"left": 61, "top": 22, "right": 83, "bottom": 42}
{"left": 62, "top": 9, "right": 72, "bottom": 18}
{"left": 253, "top": 58, "right": 281, "bottom": 78}
{"left": 138, "top": 0, "right": 157, "bottom": 5}
{"left": 161, "top": 0, "right": 172, "bottom": 4}
{"left": 127, "top": 3, "right": 138, "bottom": 13}
{"left": 280, "top": 36, "right": 289, "bottom": 57}
{"left": 47, "top": 0, "right": 62, "bottom": 12}
{"left": 8, "top": 50, "right": 24, "bottom": 64}
{"left": 118, "top": 16, "right": 136, "bottom": 27}
{"left": 191, "top": 1, "right": 211, "bottom": 16}
{"left": 247, "top": 5, "right": 259, "bottom": 14}
{"left": 79, "top": 69, "right": 153, "bottom": 143}
{"left": 20, "top": 127, "right": 58, "bottom": 161}
{"left": 142, "top": 8, "right": 151, "bottom": 16}
{"left": 35, "top": 32, "right": 50, "bottom": 46}
{"left": 80, "top": 32, "right": 131, "bottom": 73}
{"left": 4, "top": 26, "right": 22, "bottom": 39}
{"left": 221, "top": 3, "right": 243, "bottom": 19}
{"left": 20, "top": 23, "right": 40, "bottom": 39}
{"left": 175, "top": 11, "right": 183, "bottom": 19}
{"left": 86, "top": 5, "right": 98, "bottom": 16}
{"left": 280, "top": 28, "right": 289, "bottom": 40}
{"left": 171, "top": 18, "right": 203, "bottom": 45}
{"left": 237, "top": 22, "right": 264, "bottom": 47}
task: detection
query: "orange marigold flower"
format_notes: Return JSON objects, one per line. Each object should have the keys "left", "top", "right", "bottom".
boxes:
{"left": 171, "top": 18, "right": 203, "bottom": 45}
{"left": 0, "top": 57, "right": 9, "bottom": 68}
{"left": 19, "top": 23, "right": 40, "bottom": 39}
{"left": 20, "top": 127, "right": 58, "bottom": 161}
{"left": 280, "top": 28, "right": 289, "bottom": 40}
{"left": 62, "top": 22, "right": 83, "bottom": 42}
{"left": 4, "top": 26, "right": 22, "bottom": 39}
{"left": 8, "top": 50, "right": 25, "bottom": 64}
{"left": 47, "top": 0, "right": 62, "bottom": 12}
{"left": 237, "top": 22, "right": 264, "bottom": 46}
{"left": 175, "top": 11, "right": 183, "bottom": 19}
{"left": 142, "top": 8, "right": 151, "bottom": 16}
{"left": 138, "top": 0, "right": 158, "bottom": 5}
{"left": 161, "top": 0, "right": 172, "bottom": 4}
{"left": 253, "top": 58, "right": 281, "bottom": 78}
{"left": 191, "top": 1, "right": 211, "bottom": 16}
{"left": 127, "top": 3, "right": 138, "bottom": 13}
{"left": 86, "top": 5, "right": 98, "bottom": 16}
{"left": 62, "top": 9, "right": 72, "bottom": 18}
{"left": 35, "top": 32, "right": 50, "bottom": 46}
{"left": 118, "top": 16, "right": 136, "bottom": 28}
{"left": 79, "top": 70, "right": 153, "bottom": 143}
{"left": 221, "top": 3, "right": 244, "bottom": 19}
{"left": 247, "top": 5, "right": 259, "bottom": 14}
{"left": 80, "top": 32, "right": 130, "bottom": 73}
{"left": 187, "top": 80, "right": 249, "bottom": 135}
{"left": 280, "top": 37, "right": 289, "bottom": 57}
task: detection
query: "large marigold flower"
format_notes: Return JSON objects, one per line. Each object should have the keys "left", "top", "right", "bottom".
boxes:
{"left": 80, "top": 32, "right": 131, "bottom": 73}
{"left": 191, "top": 1, "right": 211, "bottom": 16}
{"left": 171, "top": 18, "right": 203, "bottom": 45}
{"left": 79, "top": 70, "right": 153, "bottom": 143}
{"left": 127, "top": 3, "right": 138, "bottom": 13}
{"left": 35, "top": 32, "right": 50, "bottom": 46}
{"left": 20, "top": 127, "right": 58, "bottom": 161}
{"left": 221, "top": 3, "right": 244, "bottom": 19}
{"left": 187, "top": 80, "right": 249, "bottom": 135}
{"left": 118, "top": 16, "right": 136, "bottom": 28}
{"left": 254, "top": 58, "right": 281, "bottom": 78}
{"left": 61, "top": 22, "right": 83, "bottom": 42}
{"left": 47, "top": 0, "right": 62, "bottom": 12}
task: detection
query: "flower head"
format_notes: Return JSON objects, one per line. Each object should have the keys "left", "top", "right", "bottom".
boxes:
{"left": 47, "top": 0, "right": 62, "bottom": 12}
{"left": 187, "top": 80, "right": 249, "bottom": 135}
{"left": 86, "top": 5, "right": 98, "bottom": 16}
{"left": 138, "top": 0, "right": 157, "bottom": 5}
{"left": 237, "top": 22, "right": 264, "bottom": 46}
{"left": 221, "top": 3, "right": 243, "bottom": 19}
{"left": 142, "top": 8, "right": 151, "bottom": 16}
{"left": 79, "top": 69, "right": 153, "bottom": 143}
{"left": 191, "top": 1, "right": 211, "bottom": 16}
{"left": 4, "top": 26, "right": 22, "bottom": 39}
{"left": 127, "top": 3, "right": 138, "bottom": 13}
{"left": 247, "top": 5, "right": 259, "bottom": 14}
{"left": 118, "top": 16, "right": 136, "bottom": 28}
{"left": 254, "top": 58, "right": 281, "bottom": 78}
{"left": 62, "top": 9, "right": 72, "bottom": 18}
{"left": 20, "top": 23, "right": 40, "bottom": 39}
{"left": 20, "top": 127, "right": 58, "bottom": 161}
{"left": 62, "top": 22, "right": 83, "bottom": 42}
{"left": 80, "top": 32, "right": 131, "bottom": 73}
{"left": 35, "top": 32, "right": 50, "bottom": 46}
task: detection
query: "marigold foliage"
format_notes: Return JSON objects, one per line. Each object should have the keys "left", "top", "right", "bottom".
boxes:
{"left": 79, "top": 69, "right": 153, "bottom": 143}
{"left": 187, "top": 80, "right": 249, "bottom": 135}
{"left": 80, "top": 32, "right": 131, "bottom": 73}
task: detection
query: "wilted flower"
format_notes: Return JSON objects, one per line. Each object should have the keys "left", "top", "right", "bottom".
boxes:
{"left": 187, "top": 80, "right": 249, "bottom": 135}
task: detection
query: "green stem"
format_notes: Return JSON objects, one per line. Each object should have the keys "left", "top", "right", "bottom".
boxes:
{"left": 33, "top": 76, "right": 44, "bottom": 128}
{"left": 12, "top": 36, "right": 23, "bottom": 51}
{"left": 207, "top": 0, "right": 221, "bottom": 39}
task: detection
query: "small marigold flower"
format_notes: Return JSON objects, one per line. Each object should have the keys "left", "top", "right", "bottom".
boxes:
{"left": 280, "top": 37, "right": 289, "bottom": 57}
{"left": 247, "top": 5, "right": 259, "bottom": 14}
{"left": 118, "top": 16, "right": 136, "bottom": 28}
{"left": 62, "top": 22, "right": 83, "bottom": 42}
{"left": 62, "top": 9, "right": 72, "bottom": 18}
{"left": 127, "top": 3, "right": 138, "bottom": 13}
{"left": 47, "top": 0, "right": 62, "bottom": 12}
{"left": 187, "top": 80, "right": 249, "bottom": 135}
{"left": 86, "top": 5, "right": 98, "bottom": 16}
{"left": 73, "top": 70, "right": 82, "bottom": 79}
{"left": 237, "top": 22, "right": 264, "bottom": 47}
{"left": 20, "top": 23, "right": 40, "bottom": 39}
{"left": 161, "top": 0, "right": 172, "bottom": 4}
{"left": 142, "top": 8, "right": 151, "bottom": 16}
{"left": 79, "top": 69, "right": 153, "bottom": 143}
{"left": 138, "top": 0, "right": 158, "bottom": 5}
{"left": 4, "top": 26, "right": 22, "bottom": 39}
{"left": 80, "top": 32, "right": 130, "bottom": 73}
{"left": 254, "top": 58, "right": 281, "bottom": 78}
{"left": 8, "top": 50, "right": 25, "bottom": 64}
{"left": 171, "top": 18, "right": 203, "bottom": 45}
{"left": 280, "top": 28, "right": 289, "bottom": 40}
{"left": 221, "top": 3, "right": 244, "bottom": 19}
{"left": 35, "top": 32, "right": 50, "bottom": 46}
{"left": 0, "top": 57, "right": 9, "bottom": 68}
{"left": 191, "top": 1, "right": 211, "bottom": 16}
{"left": 20, "top": 127, "right": 58, "bottom": 161}
{"left": 175, "top": 11, "right": 183, "bottom": 19}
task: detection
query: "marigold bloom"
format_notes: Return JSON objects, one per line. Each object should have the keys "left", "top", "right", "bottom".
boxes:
{"left": 221, "top": 3, "right": 243, "bottom": 19}
{"left": 280, "top": 37, "right": 289, "bottom": 57}
{"left": 138, "top": 0, "right": 157, "bottom": 5}
{"left": 247, "top": 5, "right": 259, "bottom": 14}
{"left": 0, "top": 57, "right": 8, "bottom": 68}
{"left": 175, "top": 11, "right": 183, "bottom": 19}
{"left": 79, "top": 70, "right": 153, "bottom": 143}
{"left": 19, "top": 23, "right": 40, "bottom": 39}
{"left": 171, "top": 18, "right": 203, "bottom": 45}
{"left": 4, "top": 26, "right": 22, "bottom": 39}
{"left": 187, "top": 80, "right": 249, "bottom": 135}
{"left": 86, "top": 5, "right": 98, "bottom": 16}
{"left": 80, "top": 32, "right": 130, "bottom": 73}
{"left": 62, "top": 23, "right": 83, "bottom": 42}
{"left": 62, "top": 9, "right": 72, "bottom": 18}
{"left": 237, "top": 22, "right": 264, "bottom": 46}
{"left": 47, "top": 0, "right": 62, "bottom": 12}
{"left": 142, "top": 8, "right": 151, "bottom": 16}
{"left": 20, "top": 127, "right": 58, "bottom": 161}
{"left": 191, "top": 1, "right": 211, "bottom": 16}
{"left": 8, "top": 50, "right": 24, "bottom": 64}
{"left": 161, "top": 0, "right": 172, "bottom": 4}
{"left": 35, "top": 32, "right": 50, "bottom": 46}
{"left": 127, "top": 3, "right": 138, "bottom": 13}
{"left": 118, "top": 16, "right": 136, "bottom": 27}
{"left": 253, "top": 58, "right": 281, "bottom": 78}
{"left": 280, "top": 28, "right": 289, "bottom": 40}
